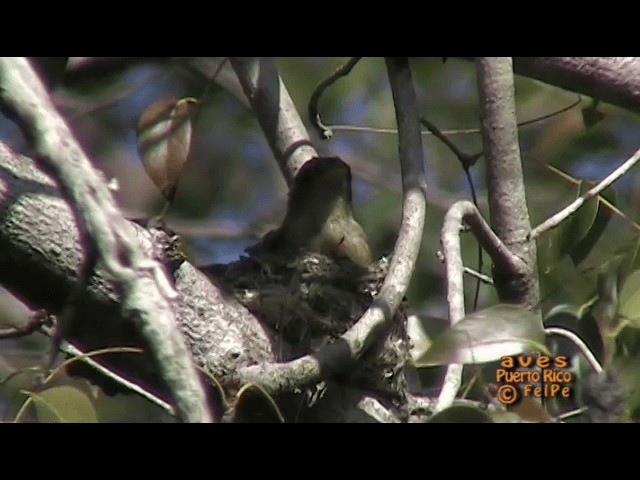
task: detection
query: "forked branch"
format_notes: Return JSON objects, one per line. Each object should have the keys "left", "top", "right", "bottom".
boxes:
{"left": 435, "top": 200, "right": 528, "bottom": 411}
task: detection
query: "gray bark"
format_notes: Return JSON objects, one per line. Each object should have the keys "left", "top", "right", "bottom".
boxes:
{"left": 512, "top": 57, "right": 640, "bottom": 114}
{"left": 458, "top": 57, "right": 640, "bottom": 114}
{"left": 0, "top": 141, "right": 405, "bottom": 422}
{"left": 230, "top": 58, "right": 318, "bottom": 185}
{"left": 0, "top": 141, "right": 276, "bottom": 393}
{"left": 476, "top": 58, "right": 540, "bottom": 307}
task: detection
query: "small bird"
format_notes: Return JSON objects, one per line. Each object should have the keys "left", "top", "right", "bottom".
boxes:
{"left": 249, "top": 156, "right": 372, "bottom": 267}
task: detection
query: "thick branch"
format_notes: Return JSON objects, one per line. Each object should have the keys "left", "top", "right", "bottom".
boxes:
{"left": 0, "top": 138, "right": 278, "bottom": 396}
{"left": 476, "top": 57, "right": 539, "bottom": 307}
{"left": 230, "top": 57, "right": 318, "bottom": 185}
{"left": 512, "top": 57, "right": 640, "bottom": 114}
{"left": 0, "top": 139, "right": 405, "bottom": 422}
{"left": 458, "top": 57, "right": 640, "bottom": 115}
{"left": 445, "top": 202, "right": 527, "bottom": 283}
{"left": 0, "top": 58, "right": 212, "bottom": 423}
{"left": 232, "top": 57, "right": 427, "bottom": 394}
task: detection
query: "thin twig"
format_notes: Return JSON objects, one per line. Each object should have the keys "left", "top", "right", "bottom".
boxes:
{"left": 435, "top": 201, "right": 528, "bottom": 412}
{"left": 421, "top": 116, "right": 484, "bottom": 310}
{"left": 467, "top": 172, "right": 483, "bottom": 310}
{"left": 464, "top": 267, "right": 494, "bottom": 285}
{"left": 513, "top": 96, "right": 582, "bottom": 128}
{"left": 233, "top": 57, "right": 427, "bottom": 395}
{"left": 552, "top": 406, "right": 588, "bottom": 422}
{"left": 0, "top": 57, "right": 211, "bottom": 423}
{"left": 13, "top": 340, "right": 175, "bottom": 422}
{"left": 36, "top": 321, "right": 187, "bottom": 417}
{"left": 437, "top": 250, "right": 493, "bottom": 284}
{"left": 308, "top": 57, "right": 362, "bottom": 139}
{"left": 56, "top": 341, "right": 176, "bottom": 416}
{"left": 454, "top": 202, "right": 527, "bottom": 274}
{"left": 47, "top": 243, "right": 97, "bottom": 370}
{"left": 545, "top": 327, "right": 603, "bottom": 374}
{"left": 321, "top": 97, "right": 582, "bottom": 137}
{"left": 345, "top": 152, "right": 463, "bottom": 211}
{"left": 201, "top": 58, "right": 228, "bottom": 101}
{"left": 530, "top": 147, "right": 640, "bottom": 240}
{"left": 420, "top": 117, "right": 482, "bottom": 168}
{"left": 542, "top": 162, "right": 640, "bottom": 233}
{"left": 194, "top": 57, "right": 228, "bottom": 125}
{"left": 0, "top": 311, "right": 52, "bottom": 340}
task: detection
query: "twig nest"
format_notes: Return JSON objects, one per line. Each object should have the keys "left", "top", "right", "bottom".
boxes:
{"left": 210, "top": 250, "right": 411, "bottom": 398}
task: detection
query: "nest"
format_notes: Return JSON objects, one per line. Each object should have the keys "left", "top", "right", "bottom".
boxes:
{"left": 209, "top": 249, "right": 411, "bottom": 400}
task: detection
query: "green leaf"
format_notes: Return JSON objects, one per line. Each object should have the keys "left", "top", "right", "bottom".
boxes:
{"left": 570, "top": 185, "right": 617, "bottom": 266}
{"left": 612, "top": 356, "right": 640, "bottom": 420}
{"left": 428, "top": 405, "right": 493, "bottom": 423}
{"left": 26, "top": 386, "right": 98, "bottom": 423}
{"left": 543, "top": 219, "right": 573, "bottom": 270}
{"left": 544, "top": 303, "right": 582, "bottom": 326}
{"left": 407, "top": 315, "right": 449, "bottom": 363}
{"left": 540, "top": 256, "right": 594, "bottom": 306}
{"left": 616, "top": 236, "right": 640, "bottom": 284}
{"left": 414, "top": 304, "right": 547, "bottom": 367}
{"left": 618, "top": 270, "right": 640, "bottom": 325}
{"left": 544, "top": 181, "right": 602, "bottom": 269}
{"left": 569, "top": 181, "right": 600, "bottom": 244}
{"left": 582, "top": 101, "right": 605, "bottom": 128}
{"left": 233, "top": 384, "right": 284, "bottom": 423}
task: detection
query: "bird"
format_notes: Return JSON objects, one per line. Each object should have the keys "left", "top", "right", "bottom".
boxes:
{"left": 248, "top": 156, "right": 372, "bottom": 268}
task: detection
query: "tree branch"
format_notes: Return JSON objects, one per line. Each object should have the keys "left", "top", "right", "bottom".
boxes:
{"left": 435, "top": 200, "right": 528, "bottom": 411}
{"left": 445, "top": 201, "right": 528, "bottom": 278}
{"left": 0, "top": 310, "right": 51, "bottom": 340}
{"left": 0, "top": 58, "right": 212, "bottom": 422}
{"left": 431, "top": 58, "right": 543, "bottom": 413}
{"left": 230, "top": 57, "right": 318, "bottom": 185}
{"left": 458, "top": 57, "right": 640, "bottom": 115}
{"left": 545, "top": 327, "right": 602, "bottom": 374}
{"left": 0, "top": 59, "right": 417, "bottom": 421}
{"left": 231, "top": 57, "right": 427, "bottom": 395}
{"left": 463, "top": 267, "right": 493, "bottom": 285}
{"left": 53, "top": 336, "right": 176, "bottom": 417}
{"left": 475, "top": 57, "right": 539, "bottom": 307}
{"left": 530, "top": 147, "right": 640, "bottom": 240}
{"left": 511, "top": 57, "right": 640, "bottom": 114}
{"left": 0, "top": 140, "right": 278, "bottom": 406}
{"left": 308, "top": 57, "right": 362, "bottom": 139}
